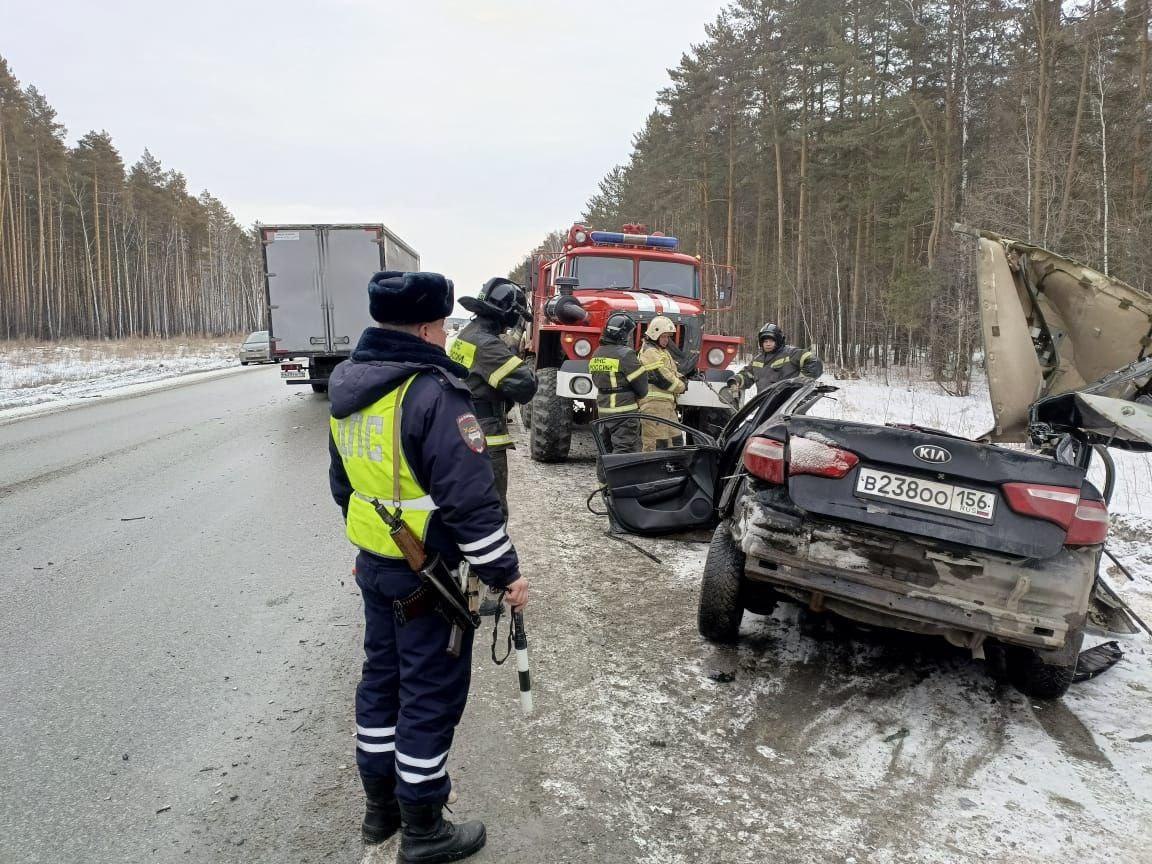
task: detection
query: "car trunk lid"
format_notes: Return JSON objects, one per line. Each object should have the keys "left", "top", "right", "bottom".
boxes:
{"left": 778, "top": 416, "right": 1088, "bottom": 559}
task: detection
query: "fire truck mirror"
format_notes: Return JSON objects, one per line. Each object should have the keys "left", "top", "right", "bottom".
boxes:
{"left": 701, "top": 263, "right": 737, "bottom": 313}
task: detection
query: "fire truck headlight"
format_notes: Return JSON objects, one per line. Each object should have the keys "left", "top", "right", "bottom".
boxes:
{"left": 573, "top": 338, "right": 593, "bottom": 358}
{"left": 571, "top": 376, "right": 593, "bottom": 396}
{"left": 707, "top": 348, "right": 726, "bottom": 366}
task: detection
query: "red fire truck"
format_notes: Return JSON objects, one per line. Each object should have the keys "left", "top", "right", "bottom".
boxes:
{"left": 523, "top": 223, "right": 742, "bottom": 462}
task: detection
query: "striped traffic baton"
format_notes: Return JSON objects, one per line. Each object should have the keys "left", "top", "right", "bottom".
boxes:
{"left": 491, "top": 599, "right": 534, "bottom": 715}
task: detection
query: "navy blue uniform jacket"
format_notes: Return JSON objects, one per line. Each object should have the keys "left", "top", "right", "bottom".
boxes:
{"left": 328, "top": 327, "right": 520, "bottom": 589}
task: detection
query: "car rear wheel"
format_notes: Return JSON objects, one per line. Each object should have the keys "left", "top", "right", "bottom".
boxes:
{"left": 1005, "top": 629, "right": 1083, "bottom": 700}
{"left": 698, "top": 521, "right": 745, "bottom": 643}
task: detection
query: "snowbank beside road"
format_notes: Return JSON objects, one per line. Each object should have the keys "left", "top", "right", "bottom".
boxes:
{"left": 0, "top": 339, "right": 245, "bottom": 412}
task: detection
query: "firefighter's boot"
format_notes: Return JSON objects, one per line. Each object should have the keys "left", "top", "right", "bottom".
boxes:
{"left": 397, "top": 802, "right": 486, "bottom": 864}
{"left": 361, "top": 775, "right": 401, "bottom": 844}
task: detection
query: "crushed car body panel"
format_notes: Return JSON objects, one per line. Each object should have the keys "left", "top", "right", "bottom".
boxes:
{"left": 731, "top": 494, "right": 1096, "bottom": 652}
{"left": 1031, "top": 358, "right": 1152, "bottom": 451}
{"left": 972, "top": 229, "right": 1152, "bottom": 444}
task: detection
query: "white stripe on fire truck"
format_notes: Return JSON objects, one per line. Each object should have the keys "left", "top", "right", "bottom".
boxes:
{"left": 626, "top": 292, "right": 656, "bottom": 313}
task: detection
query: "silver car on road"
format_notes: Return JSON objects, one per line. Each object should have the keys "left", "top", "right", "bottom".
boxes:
{"left": 239, "top": 330, "right": 271, "bottom": 365}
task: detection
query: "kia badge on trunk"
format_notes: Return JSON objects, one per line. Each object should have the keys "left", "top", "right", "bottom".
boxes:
{"left": 913, "top": 444, "right": 952, "bottom": 464}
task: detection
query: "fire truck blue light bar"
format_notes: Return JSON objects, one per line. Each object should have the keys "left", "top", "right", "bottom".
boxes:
{"left": 589, "top": 231, "right": 679, "bottom": 250}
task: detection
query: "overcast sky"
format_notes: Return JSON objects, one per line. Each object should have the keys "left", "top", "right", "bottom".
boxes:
{"left": 3, "top": 0, "right": 726, "bottom": 311}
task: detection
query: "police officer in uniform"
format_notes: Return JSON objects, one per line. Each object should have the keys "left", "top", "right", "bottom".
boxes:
{"left": 590, "top": 313, "right": 649, "bottom": 454}
{"left": 735, "top": 322, "right": 823, "bottom": 393}
{"left": 637, "top": 315, "right": 686, "bottom": 451}
{"left": 328, "top": 270, "right": 529, "bottom": 863}
{"left": 451, "top": 277, "right": 537, "bottom": 514}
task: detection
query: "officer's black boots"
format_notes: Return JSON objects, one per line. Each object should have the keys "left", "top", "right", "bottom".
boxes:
{"left": 397, "top": 802, "right": 486, "bottom": 864}
{"left": 361, "top": 775, "right": 402, "bottom": 844}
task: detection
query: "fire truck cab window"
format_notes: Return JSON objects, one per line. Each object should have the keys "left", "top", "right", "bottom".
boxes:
{"left": 638, "top": 261, "right": 697, "bottom": 298}
{"left": 572, "top": 256, "right": 633, "bottom": 289}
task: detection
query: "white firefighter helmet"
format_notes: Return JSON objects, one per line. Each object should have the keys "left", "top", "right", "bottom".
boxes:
{"left": 646, "top": 316, "right": 676, "bottom": 341}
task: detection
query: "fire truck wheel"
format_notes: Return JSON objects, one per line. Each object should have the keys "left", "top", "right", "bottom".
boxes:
{"left": 520, "top": 397, "right": 533, "bottom": 430}
{"left": 529, "top": 367, "right": 572, "bottom": 463}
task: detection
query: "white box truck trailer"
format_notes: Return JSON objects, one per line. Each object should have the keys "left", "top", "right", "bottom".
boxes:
{"left": 260, "top": 223, "right": 420, "bottom": 392}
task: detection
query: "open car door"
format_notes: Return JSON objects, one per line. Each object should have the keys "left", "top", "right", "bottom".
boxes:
{"left": 594, "top": 416, "right": 721, "bottom": 536}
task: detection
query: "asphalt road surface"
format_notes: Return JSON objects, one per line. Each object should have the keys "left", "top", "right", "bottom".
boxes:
{"left": 2, "top": 367, "right": 1149, "bottom": 864}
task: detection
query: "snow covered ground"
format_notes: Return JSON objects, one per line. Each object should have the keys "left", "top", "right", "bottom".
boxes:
{"left": 0, "top": 338, "right": 248, "bottom": 415}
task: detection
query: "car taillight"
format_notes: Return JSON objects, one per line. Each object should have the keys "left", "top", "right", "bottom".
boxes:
{"left": 742, "top": 435, "right": 859, "bottom": 485}
{"left": 1002, "top": 483, "right": 1081, "bottom": 528}
{"left": 1065, "top": 498, "right": 1110, "bottom": 545}
{"left": 788, "top": 435, "right": 859, "bottom": 479}
{"left": 742, "top": 437, "right": 785, "bottom": 484}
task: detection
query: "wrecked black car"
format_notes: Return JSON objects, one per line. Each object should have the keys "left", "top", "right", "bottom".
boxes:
{"left": 596, "top": 230, "right": 1152, "bottom": 699}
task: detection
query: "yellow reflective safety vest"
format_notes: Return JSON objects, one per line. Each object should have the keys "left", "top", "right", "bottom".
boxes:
{"left": 330, "top": 374, "right": 436, "bottom": 559}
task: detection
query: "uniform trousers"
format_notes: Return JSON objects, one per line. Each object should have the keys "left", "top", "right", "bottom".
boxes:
{"left": 599, "top": 415, "right": 642, "bottom": 454}
{"left": 638, "top": 397, "right": 681, "bottom": 451}
{"left": 354, "top": 552, "right": 473, "bottom": 806}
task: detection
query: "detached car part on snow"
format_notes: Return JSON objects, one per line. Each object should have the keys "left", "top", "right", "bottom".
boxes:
{"left": 597, "top": 231, "right": 1152, "bottom": 700}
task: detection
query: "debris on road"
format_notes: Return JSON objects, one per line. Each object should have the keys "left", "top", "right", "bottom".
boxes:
{"left": 1073, "top": 641, "right": 1125, "bottom": 682}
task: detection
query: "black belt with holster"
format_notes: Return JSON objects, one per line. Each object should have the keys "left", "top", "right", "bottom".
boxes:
{"left": 394, "top": 579, "right": 453, "bottom": 626}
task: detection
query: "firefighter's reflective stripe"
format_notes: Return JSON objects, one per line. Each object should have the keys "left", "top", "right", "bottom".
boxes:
{"left": 485, "top": 433, "right": 514, "bottom": 447}
{"left": 448, "top": 338, "right": 477, "bottom": 369}
{"left": 643, "top": 388, "right": 677, "bottom": 402}
{"left": 771, "top": 356, "right": 789, "bottom": 368}
{"left": 626, "top": 363, "right": 658, "bottom": 383}
{"left": 332, "top": 375, "right": 436, "bottom": 559}
{"left": 800, "top": 351, "right": 813, "bottom": 365}
{"left": 751, "top": 360, "right": 764, "bottom": 368}
{"left": 487, "top": 356, "right": 523, "bottom": 389}
{"left": 598, "top": 402, "right": 640, "bottom": 415}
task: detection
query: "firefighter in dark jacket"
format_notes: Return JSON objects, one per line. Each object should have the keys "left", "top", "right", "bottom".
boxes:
{"left": 451, "top": 277, "right": 537, "bottom": 514}
{"left": 328, "top": 270, "right": 529, "bottom": 863}
{"left": 590, "top": 313, "right": 650, "bottom": 454}
{"left": 735, "top": 322, "right": 823, "bottom": 392}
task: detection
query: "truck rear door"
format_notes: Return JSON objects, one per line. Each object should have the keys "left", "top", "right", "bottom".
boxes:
{"left": 323, "top": 227, "right": 386, "bottom": 352}
{"left": 265, "top": 228, "right": 325, "bottom": 356}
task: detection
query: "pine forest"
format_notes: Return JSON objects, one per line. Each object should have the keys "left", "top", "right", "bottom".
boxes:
{"left": 0, "top": 56, "right": 262, "bottom": 341}
{"left": 515, "top": 0, "right": 1152, "bottom": 389}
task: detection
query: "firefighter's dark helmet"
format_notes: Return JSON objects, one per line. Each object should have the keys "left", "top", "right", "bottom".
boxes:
{"left": 460, "top": 277, "right": 531, "bottom": 328}
{"left": 602, "top": 313, "right": 637, "bottom": 345}
{"left": 758, "top": 322, "right": 785, "bottom": 348}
